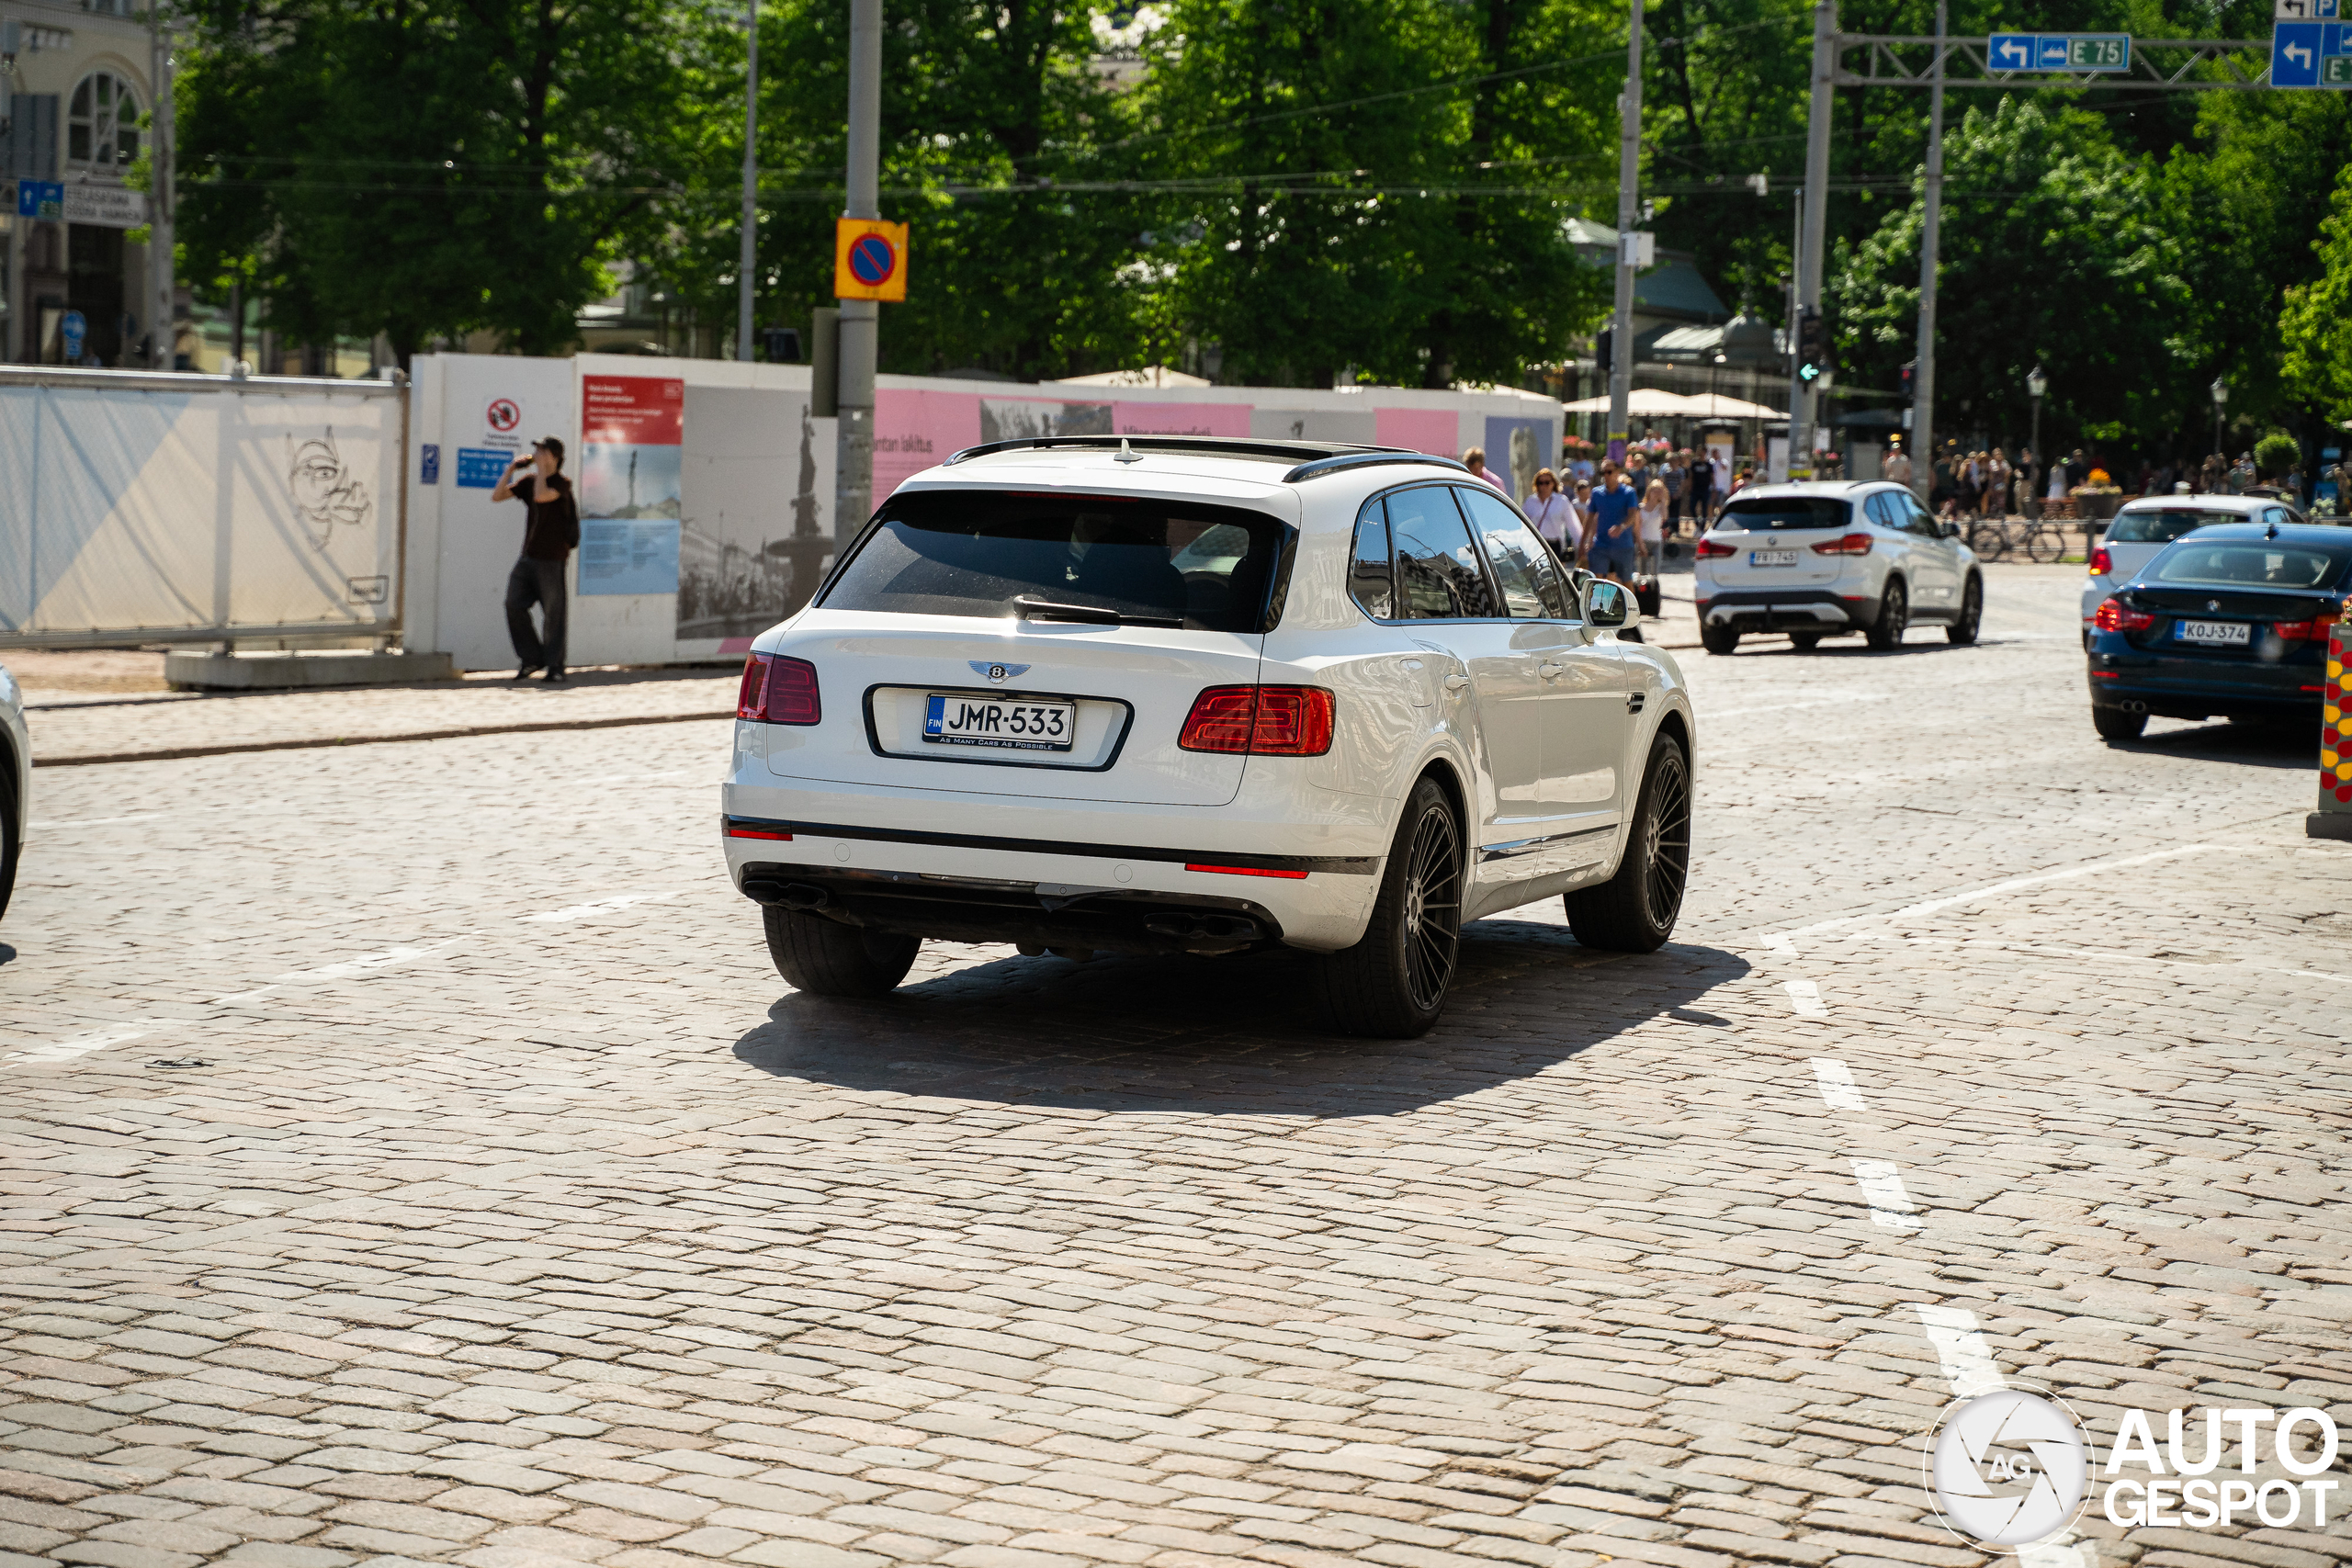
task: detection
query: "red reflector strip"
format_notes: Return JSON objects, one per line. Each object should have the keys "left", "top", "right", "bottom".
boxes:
{"left": 2091, "top": 671, "right": 2120, "bottom": 680}
{"left": 2302, "top": 684, "right": 2327, "bottom": 693}
{"left": 728, "top": 827, "right": 794, "bottom": 840}
{"left": 1185, "top": 863, "right": 1307, "bottom": 879}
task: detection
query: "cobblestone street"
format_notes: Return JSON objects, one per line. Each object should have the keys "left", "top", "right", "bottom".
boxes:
{"left": 5, "top": 565, "right": 2348, "bottom": 1568}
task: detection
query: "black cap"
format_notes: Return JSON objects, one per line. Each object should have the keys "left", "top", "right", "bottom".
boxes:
{"left": 533, "top": 435, "right": 566, "bottom": 467}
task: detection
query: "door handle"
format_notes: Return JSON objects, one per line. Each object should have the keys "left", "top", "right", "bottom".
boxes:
{"left": 1443, "top": 674, "right": 1470, "bottom": 693}
{"left": 1537, "top": 662, "right": 1566, "bottom": 680}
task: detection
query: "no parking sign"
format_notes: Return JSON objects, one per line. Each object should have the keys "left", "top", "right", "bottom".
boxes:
{"left": 834, "top": 218, "right": 910, "bottom": 302}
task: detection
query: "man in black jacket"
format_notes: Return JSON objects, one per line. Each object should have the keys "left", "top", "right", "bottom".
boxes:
{"left": 492, "top": 437, "right": 581, "bottom": 683}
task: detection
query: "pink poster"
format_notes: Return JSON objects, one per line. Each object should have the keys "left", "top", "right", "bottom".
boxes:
{"left": 1113, "top": 401, "right": 1251, "bottom": 437}
{"left": 1375, "top": 407, "right": 1461, "bottom": 457}
{"left": 876, "top": 389, "right": 983, "bottom": 498}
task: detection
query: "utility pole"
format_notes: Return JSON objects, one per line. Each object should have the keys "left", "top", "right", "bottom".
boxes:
{"left": 834, "top": 0, "right": 880, "bottom": 545}
{"left": 148, "top": 0, "right": 175, "bottom": 369}
{"left": 737, "top": 0, "right": 758, "bottom": 362}
{"left": 1787, "top": 0, "right": 1836, "bottom": 481}
{"left": 1606, "top": 0, "right": 1643, "bottom": 468}
{"left": 1908, "top": 0, "right": 1947, "bottom": 502}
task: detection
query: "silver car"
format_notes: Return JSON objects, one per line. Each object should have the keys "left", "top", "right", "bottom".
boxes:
{"left": 2080, "top": 494, "right": 2305, "bottom": 644}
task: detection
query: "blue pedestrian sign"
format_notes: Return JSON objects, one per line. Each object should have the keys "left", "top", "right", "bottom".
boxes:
{"left": 1985, "top": 31, "right": 2132, "bottom": 71}
{"left": 15, "top": 180, "right": 62, "bottom": 220}
{"left": 2272, "top": 19, "right": 2352, "bottom": 85}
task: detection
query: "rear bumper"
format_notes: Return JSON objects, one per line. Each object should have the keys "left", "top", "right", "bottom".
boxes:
{"left": 1696, "top": 587, "right": 1880, "bottom": 631}
{"left": 720, "top": 773, "right": 1390, "bottom": 952}
{"left": 2086, "top": 660, "right": 2325, "bottom": 720}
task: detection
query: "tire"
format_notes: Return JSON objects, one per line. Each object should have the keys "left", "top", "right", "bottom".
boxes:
{"left": 1947, "top": 575, "right": 1983, "bottom": 645}
{"left": 1865, "top": 577, "right": 1909, "bottom": 651}
{"left": 2027, "top": 525, "right": 2064, "bottom": 564}
{"left": 1563, "top": 732, "right": 1691, "bottom": 953}
{"left": 1700, "top": 622, "right": 1739, "bottom": 656}
{"left": 763, "top": 906, "right": 920, "bottom": 998}
{"left": 1789, "top": 632, "right": 1821, "bottom": 651}
{"left": 1314, "top": 774, "right": 1463, "bottom": 1038}
{"left": 2092, "top": 705, "right": 2147, "bottom": 741}
{"left": 0, "top": 753, "right": 17, "bottom": 926}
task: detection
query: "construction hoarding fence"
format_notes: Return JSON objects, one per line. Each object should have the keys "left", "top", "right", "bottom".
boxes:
{"left": 2315, "top": 616, "right": 2352, "bottom": 840}
{"left": 0, "top": 367, "right": 404, "bottom": 649}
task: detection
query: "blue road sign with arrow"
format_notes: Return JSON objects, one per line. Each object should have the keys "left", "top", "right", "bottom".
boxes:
{"left": 1986, "top": 31, "right": 2132, "bottom": 71}
{"left": 2271, "top": 18, "right": 2351, "bottom": 84}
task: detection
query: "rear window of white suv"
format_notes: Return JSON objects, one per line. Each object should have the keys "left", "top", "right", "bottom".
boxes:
{"left": 820, "top": 490, "right": 1289, "bottom": 632}
{"left": 1717, "top": 497, "right": 1850, "bottom": 529}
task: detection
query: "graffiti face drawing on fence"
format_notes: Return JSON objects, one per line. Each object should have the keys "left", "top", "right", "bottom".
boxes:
{"left": 287, "top": 430, "right": 373, "bottom": 549}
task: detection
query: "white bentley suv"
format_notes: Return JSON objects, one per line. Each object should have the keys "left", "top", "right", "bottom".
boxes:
{"left": 721, "top": 436, "right": 1696, "bottom": 1037}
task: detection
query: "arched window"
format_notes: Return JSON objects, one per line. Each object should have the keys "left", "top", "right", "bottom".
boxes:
{"left": 68, "top": 72, "right": 141, "bottom": 171}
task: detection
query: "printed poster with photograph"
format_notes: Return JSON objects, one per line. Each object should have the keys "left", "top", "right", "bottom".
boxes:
{"left": 677, "top": 387, "right": 836, "bottom": 648}
{"left": 579, "top": 376, "right": 684, "bottom": 597}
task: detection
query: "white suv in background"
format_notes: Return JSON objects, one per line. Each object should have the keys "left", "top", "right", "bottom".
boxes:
{"left": 721, "top": 437, "right": 1698, "bottom": 1038}
{"left": 1694, "top": 480, "right": 1982, "bottom": 653}
{"left": 2080, "top": 493, "right": 2303, "bottom": 644}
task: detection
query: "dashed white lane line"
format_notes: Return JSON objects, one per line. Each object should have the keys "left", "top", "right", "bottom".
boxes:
{"left": 1809, "top": 1056, "right": 1867, "bottom": 1111}
{"left": 1784, "top": 979, "right": 1828, "bottom": 1018}
{"left": 1, "top": 1021, "right": 164, "bottom": 1066}
{"left": 1913, "top": 1304, "right": 2095, "bottom": 1567}
{"left": 1851, "top": 1159, "right": 1923, "bottom": 1230}
{"left": 523, "top": 891, "right": 678, "bottom": 923}
{"left": 27, "top": 812, "right": 165, "bottom": 829}
{"left": 208, "top": 934, "right": 479, "bottom": 1005}
{"left": 1755, "top": 842, "right": 2228, "bottom": 953}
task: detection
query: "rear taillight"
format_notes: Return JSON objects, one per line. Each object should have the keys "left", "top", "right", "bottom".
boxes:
{"left": 2093, "top": 597, "right": 2155, "bottom": 633}
{"left": 1696, "top": 536, "right": 1736, "bottom": 559}
{"left": 1811, "top": 533, "right": 1874, "bottom": 557}
{"left": 737, "top": 653, "right": 821, "bottom": 725}
{"left": 2089, "top": 547, "right": 2112, "bottom": 576}
{"left": 2276, "top": 606, "right": 2340, "bottom": 641}
{"left": 1178, "top": 685, "right": 1335, "bottom": 756}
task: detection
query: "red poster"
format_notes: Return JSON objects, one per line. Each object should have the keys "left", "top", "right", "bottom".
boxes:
{"left": 582, "top": 376, "right": 684, "bottom": 446}
{"left": 1375, "top": 406, "right": 1461, "bottom": 457}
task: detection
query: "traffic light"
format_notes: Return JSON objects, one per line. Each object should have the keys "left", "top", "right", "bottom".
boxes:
{"left": 1596, "top": 329, "right": 1613, "bottom": 374}
{"left": 1900, "top": 360, "right": 1917, "bottom": 398}
{"left": 1795, "top": 308, "right": 1827, "bottom": 383}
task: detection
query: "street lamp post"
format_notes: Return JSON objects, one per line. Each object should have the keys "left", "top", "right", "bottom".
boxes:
{"left": 2211, "top": 377, "right": 2229, "bottom": 469}
{"left": 2026, "top": 364, "right": 2046, "bottom": 519}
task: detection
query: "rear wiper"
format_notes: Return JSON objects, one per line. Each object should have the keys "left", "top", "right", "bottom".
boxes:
{"left": 1012, "top": 596, "right": 1182, "bottom": 629}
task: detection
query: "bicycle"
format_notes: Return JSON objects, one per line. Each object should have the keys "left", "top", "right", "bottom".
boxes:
{"left": 1964, "top": 516, "right": 2013, "bottom": 561}
{"left": 2018, "top": 517, "right": 2067, "bottom": 563}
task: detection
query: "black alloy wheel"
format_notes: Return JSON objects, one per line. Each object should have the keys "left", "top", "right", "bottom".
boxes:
{"left": 1866, "top": 578, "right": 1909, "bottom": 651}
{"left": 1316, "top": 775, "right": 1462, "bottom": 1038}
{"left": 1948, "top": 575, "right": 1983, "bottom": 645}
{"left": 1564, "top": 733, "right": 1691, "bottom": 953}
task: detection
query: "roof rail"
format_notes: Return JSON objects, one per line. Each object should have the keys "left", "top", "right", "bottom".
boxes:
{"left": 1281, "top": 450, "right": 1469, "bottom": 484}
{"left": 941, "top": 433, "right": 1435, "bottom": 470}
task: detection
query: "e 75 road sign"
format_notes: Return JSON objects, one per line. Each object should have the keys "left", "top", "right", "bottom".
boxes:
{"left": 1988, "top": 31, "right": 2131, "bottom": 71}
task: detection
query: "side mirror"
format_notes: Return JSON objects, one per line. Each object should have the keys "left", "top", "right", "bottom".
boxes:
{"left": 1586, "top": 580, "right": 1630, "bottom": 628}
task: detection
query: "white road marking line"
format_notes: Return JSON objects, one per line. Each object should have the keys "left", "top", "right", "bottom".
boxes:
{"left": 1783, "top": 979, "right": 1828, "bottom": 1018}
{"left": 523, "top": 891, "right": 677, "bottom": 923}
{"left": 27, "top": 812, "right": 165, "bottom": 829}
{"left": 209, "top": 934, "right": 477, "bottom": 1004}
{"left": 1, "top": 1021, "right": 162, "bottom": 1066}
{"left": 1911, "top": 1304, "right": 2093, "bottom": 1567}
{"left": 1709, "top": 693, "right": 1895, "bottom": 718}
{"left": 1809, "top": 1057, "right": 1866, "bottom": 1111}
{"left": 1914, "top": 1303, "right": 2006, "bottom": 1396}
{"left": 1851, "top": 1160, "right": 1922, "bottom": 1229}
{"left": 1756, "top": 843, "right": 2226, "bottom": 953}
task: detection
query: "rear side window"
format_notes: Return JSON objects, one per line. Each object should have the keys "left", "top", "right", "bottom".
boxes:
{"left": 1349, "top": 503, "right": 1393, "bottom": 620}
{"left": 2149, "top": 542, "right": 2352, "bottom": 590}
{"left": 1719, "top": 497, "right": 1851, "bottom": 529}
{"left": 822, "top": 490, "right": 1284, "bottom": 632}
{"left": 1386, "top": 487, "right": 1499, "bottom": 619}
{"left": 2109, "top": 509, "right": 2231, "bottom": 544}
{"left": 1457, "top": 485, "right": 1570, "bottom": 618}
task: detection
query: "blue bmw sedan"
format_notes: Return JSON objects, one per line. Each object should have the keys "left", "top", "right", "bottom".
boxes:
{"left": 2086, "top": 522, "right": 2348, "bottom": 741}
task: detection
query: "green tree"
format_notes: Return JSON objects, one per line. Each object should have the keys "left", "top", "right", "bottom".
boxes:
{"left": 2280, "top": 168, "right": 2352, "bottom": 421}
{"left": 1829, "top": 97, "right": 2188, "bottom": 446}
{"left": 175, "top": 0, "right": 691, "bottom": 365}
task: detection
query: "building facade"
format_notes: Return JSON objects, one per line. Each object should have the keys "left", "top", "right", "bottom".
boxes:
{"left": 1, "top": 0, "right": 175, "bottom": 367}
